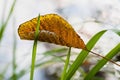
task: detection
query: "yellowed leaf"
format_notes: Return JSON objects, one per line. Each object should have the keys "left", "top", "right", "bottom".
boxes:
{"left": 18, "top": 14, "right": 86, "bottom": 49}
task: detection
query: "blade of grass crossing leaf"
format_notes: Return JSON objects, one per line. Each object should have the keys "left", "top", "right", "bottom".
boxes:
{"left": 84, "top": 43, "right": 120, "bottom": 80}
{"left": 61, "top": 47, "right": 71, "bottom": 80}
{"left": 65, "top": 30, "right": 107, "bottom": 80}
{"left": 30, "top": 14, "right": 40, "bottom": 80}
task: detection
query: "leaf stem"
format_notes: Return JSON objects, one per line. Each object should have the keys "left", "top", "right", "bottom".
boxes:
{"left": 86, "top": 49, "right": 120, "bottom": 67}
{"left": 84, "top": 43, "right": 120, "bottom": 80}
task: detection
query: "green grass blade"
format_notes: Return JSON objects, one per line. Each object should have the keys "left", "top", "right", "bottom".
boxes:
{"left": 65, "top": 30, "right": 107, "bottom": 80}
{"left": 10, "top": 56, "right": 64, "bottom": 80}
{"left": 12, "top": 18, "right": 17, "bottom": 80}
{"left": 14, "top": 55, "right": 66, "bottom": 80}
{"left": 14, "top": 48, "right": 67, "bottom": 80}
{"left": 61, "top": 47, "right": 71, "bottom": 80}
{"left": 43, "top": 48, "right": 67, "bottom": 56}
{"left": 84, "top": 29, "right": 120, "bottom": 80}
{"left": 30, "top": 14, "right": 40, "bottom": 80}
{"left": 0, "top": 64, "right": 9, "bottom": 80}
{"left": 35, "top": 57, "right": 65, "bottom": 68}
{"left": 84, "top": 43, "right": 120, "bottom": 80}
{"left": 1, "top": 0, "right": 7, "bottom": 24}
{"left": 110, "top": 29, "right": 120, "bottom": 36}
{"left": 0, "top": 0, "right": 16, "bottom": 41}
{"left": 9, "top": 70, "right": 26, "bottom": 80}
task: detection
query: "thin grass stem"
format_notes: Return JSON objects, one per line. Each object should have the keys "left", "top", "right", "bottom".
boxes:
{"left": 12, "top": 17, "right": 17, "bottom": 80}
{"left": 61, "top": 47, "right": 71, "bottom": 80}
{"left": 0, "top": 0, "right": 16, "bottom": 41}
{"left": 30, "top": 14, "right": 40, "bottom": 80}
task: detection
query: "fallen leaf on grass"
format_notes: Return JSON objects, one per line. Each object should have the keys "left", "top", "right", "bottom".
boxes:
{"left": 18, "top": 14, "right": 86, "bottom": 49}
